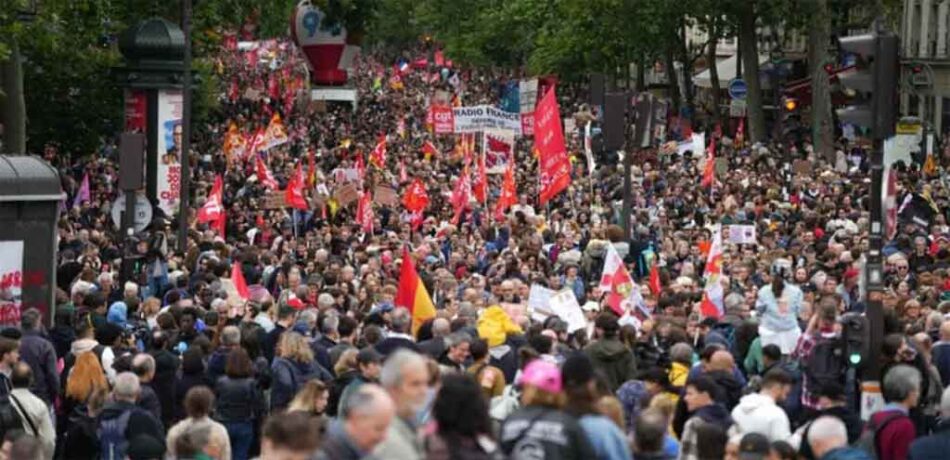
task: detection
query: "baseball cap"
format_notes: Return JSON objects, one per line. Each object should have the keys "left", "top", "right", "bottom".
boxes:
{"left": 520, "top": 360, "right": 562, "bottom": 394}
{"left": 738, "top": 432, "right": 770, "bottom": 460}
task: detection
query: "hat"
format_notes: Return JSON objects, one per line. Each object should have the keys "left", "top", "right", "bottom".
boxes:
{"left": 520, "top": 360, "right": 562, "bottom": 394}
{"left": 738, "top": 432, "right": 770, "bottom": 460}
{"left": 357, "top": 347, "right": 382, "bottom": 365}
{"left": 126, "top": 434, "right": 166, "bottom": 460}
{"left": 561, "top": 353, "right": 595, "bottom": 387}
{"left": 582, "top": 301, "right": 600, "bottom": 312}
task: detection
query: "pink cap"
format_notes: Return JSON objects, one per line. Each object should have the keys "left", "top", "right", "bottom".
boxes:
{"left": 520, "top": 360, "right": 562, "bottom": 394}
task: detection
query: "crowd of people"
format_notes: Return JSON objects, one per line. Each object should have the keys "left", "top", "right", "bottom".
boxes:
{"left": 9, "top": 34, "right": 950, "bottom": 460}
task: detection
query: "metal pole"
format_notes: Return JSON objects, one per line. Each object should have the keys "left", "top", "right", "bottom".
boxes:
{"left": 866, "top": 138, "right": 885, "bottom": 381}
{"left": 622, "top": 149, "right": 632, "bottom": 240}
{"left": 178, "top": 0, "right": 192, "bottom": 252}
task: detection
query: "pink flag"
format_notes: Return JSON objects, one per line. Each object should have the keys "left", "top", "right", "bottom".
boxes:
{"left": 73, "top": 174, "right": 90, "bottom": 209}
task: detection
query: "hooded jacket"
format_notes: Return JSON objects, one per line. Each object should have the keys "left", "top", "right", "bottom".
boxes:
{"left": 731, "top": 392, "right": 791, "bottom": 442}
{"left": 270, "top": 357, "right": 314, "bottom": 411}
{"left": 583, "top": 338, "right": 637, "bottom": 391}
{"left": 706, "top": 370, "right": 743, "bottom": 411}
{"left": 679, "top": 404, "right": 734, "bottom": 460}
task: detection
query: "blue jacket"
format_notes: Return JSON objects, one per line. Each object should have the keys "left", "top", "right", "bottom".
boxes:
{"left": 909, "top": 420, "right": 950, "bottom": 460}
{"left": 755, "top": 283, "right": 803, "bottom": 332}
{"left": 579, "top": 414, "right": 631, "bottom": 460}
{"left": 819, "top": 447, "right": 871, "bottom": 460}
{"left": 270, "top": 357, "right": 312, "bottom": 411}
{"left": 931, "top": 342, "right": 950, "bottom": 388}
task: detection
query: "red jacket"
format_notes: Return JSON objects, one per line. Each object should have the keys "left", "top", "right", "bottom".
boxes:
{"left": 870, "top": 408, "right": 915, "bottom": 460}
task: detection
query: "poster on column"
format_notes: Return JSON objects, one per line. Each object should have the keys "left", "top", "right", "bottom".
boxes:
{"left": 0, "top": 241, "right": 23, "bottom": 326}
{"left": 157, "top": 90, "right": 184, "bottom": 216}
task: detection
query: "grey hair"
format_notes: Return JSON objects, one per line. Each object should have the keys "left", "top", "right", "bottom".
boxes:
{"left": 444, "top": 331, "right": 472, "bottom": 349}
{"left": 343, "top": 383, "right": 392, "bottom": 418}
{"left": 113, "top": 372, "right": 141, "bottom": 401}
{"left": 724, "top": 293, "right": 744, "bottom": 312}
{"left": 176, "top": 424, "right": 212, "bottom": 456}
{"left": 298, "top": 309, "right": 318, "bottom": 327}
{"left": 883, "top": 364, "right": 922, "bottom": 403}
{"left": 321, "top": 314, "right": 340, "bottom": 335}
{"left": 380, "top": 349, "right": 427, "bottom": 389}
{"left": 132, "top": 353, "right": 156, "bottom": 377}
{"left": 431, "top": 318, "right": 451, "bottom": 338}
{"left": 220, "top": 325, "right": 241, "bottom": 346}
{"left": 670, "top": 342, "right": 693, "bottom": 365}
{"left": 807, "top": 416, "right": 848, "bottom": 451}
{"left": 390, "top": 307, "right": 412, "bottom": 334}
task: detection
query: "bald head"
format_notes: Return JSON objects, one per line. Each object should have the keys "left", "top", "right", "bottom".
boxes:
{"left": 940, "top": 321, "right": 950, "bottom": 341}
{"left": 709, "top": 350, "right": 735, "bottom": 373}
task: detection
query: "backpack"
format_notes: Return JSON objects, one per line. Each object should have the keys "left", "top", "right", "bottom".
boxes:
{"left": 97, "top": 409, "right": 133, "bottom": 460}
{"left": 0, "top": 396, "right": 24, "bottom": 441}
{"left": 853, "top": 412, "right": 908, "bottom": 460}
{"left": 803, "top": 335, "right": 846, "bottom": 391}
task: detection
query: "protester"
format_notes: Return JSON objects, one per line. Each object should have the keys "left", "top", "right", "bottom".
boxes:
{"left": 866, "top": 364, "right": 921, "bottom": 460}
{"left": 214, "top": 348, "right": 264, "bottom": 460}
{"left": 96, "top": 372, "right": 164, "bottom": 459}
{"left": 316, "top": 384, "right": 394, "bottom": 460}
{"left": 373, "top": 350, "right": 430, "bottom": 460}
{"left": 730, "top": 369, "right": 793, "bottom": 441}
{"left": 165, "top": 386, "right": 231, "bottom": 460}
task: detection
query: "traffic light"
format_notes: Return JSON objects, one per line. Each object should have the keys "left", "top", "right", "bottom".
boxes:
{"left": 836, "top": 30, "right": 899, "bottom": 140}
{"left": 840, "top": 313, "right": 870, "bottom": 369}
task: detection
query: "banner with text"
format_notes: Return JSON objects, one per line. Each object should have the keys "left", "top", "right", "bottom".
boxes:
{"left": 453, "top": 105, "right": 523, "bottom": 135}
{"left": 535, "top": 88, "right": 571, "bottom": 204}
{"left": 0, "top": 241, "right": 23, "bottom": 326}
{"left": 484, "top": 130, "right": 515, "bottom": 173}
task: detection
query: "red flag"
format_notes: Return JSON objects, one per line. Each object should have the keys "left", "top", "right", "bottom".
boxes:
{"left": 701, "top": 137, "right": 716, "bottom": 188}
{"left": 246, "top": 128, "right": 265, "bottom": 157}
{"left": 256, "top": 156, "right": 278, "bottom": 190}
{"left": 231, "top": 262, "right": 249, "bottom": 300}
{"left": 494, "top": 165, "right": 517, "bottom": 221}
{"left": 649, "top": 261, "right": 662, "bottom": 296}
{"left": 434, "top": 50, "right": 445, "bottom": 66}
{"left": 402, "top": 178, "right": 429, "bottom": 213}
{"left": 422, "top": 141, "right": 439, "bottom": 160}
{"left": 534, "top": 88, "right": 571, "bottom": 204}
{"left": 228, "top": 78, "right": 240, "bottom": 102}
{"left": 357, "top": 190, "right": 374, "bottom": 234}
{"left": 472, "top": 152, "right": 487, "bottom": 203}
{"left": 197, "top": 176, "right": 224, "bottom": 224}
{"left": 285, "top": 164, "right": 308, "bottom": 210}
{"left": 450, "top": 167, "right": 472, "bottom": 225}
{"left": 369, "top": 136, "right": 387, "bottom": 168}
{"left": 394, "top": 247, "right": 436, "bottom": 334}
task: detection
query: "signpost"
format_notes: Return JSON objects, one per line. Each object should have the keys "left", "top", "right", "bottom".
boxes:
{"left": 111, "top": 194, "right": 153, "bottom": 233}
{"left": 728, "top": 78, "right": 748, "bottom": 100}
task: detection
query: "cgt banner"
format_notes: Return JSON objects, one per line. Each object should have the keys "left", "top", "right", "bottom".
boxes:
{"left": 157, "top": 90, "right": 183, "bottom": 216}
{"left": 452, "top": 105, "right": 522, "bottom": 135}
{"left": 535, "top": 88, "right": 571, "bottom": 205}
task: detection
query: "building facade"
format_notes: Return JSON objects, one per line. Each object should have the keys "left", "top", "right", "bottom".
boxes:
{"left": 900, "top": 0, "right": 950, "bottom": 134}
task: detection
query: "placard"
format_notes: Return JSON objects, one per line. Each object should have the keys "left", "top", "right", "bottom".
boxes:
{"left": 334, "top": 183, "right": 360, "bottom": 206}
{"left": 0, "top": 241, "right": 23, "bottom": 326}
{"left": 373, "top": 185, "right": 398, "bottom": 206}
{"left": 262, "top": 192, "right": 287, "bottom": 209}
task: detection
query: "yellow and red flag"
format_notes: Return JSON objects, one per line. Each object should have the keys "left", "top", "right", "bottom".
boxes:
{"left": 394, "top": 247, "right": 436, "bottom": 335}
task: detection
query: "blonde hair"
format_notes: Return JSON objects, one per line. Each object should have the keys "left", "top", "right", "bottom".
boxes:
{"left": 521, "top": 384, "right": 565, "bottom": 409}
{"left": 66, "top": 352, "right": 108, "bottom": 402}
{"left": 648, "top": 392, "right": 677, "bottom": 420}
{"left": 334, "top": 348, "right": 358, "bottom": 376}
{"left": 287, "top": 380, "right": 328, "bottom": 414}
{"left": 596, "top": 395, "right": 626, "bottom": 431}
{"left": 279, "top": 332, "right": 314, "bottom": 364}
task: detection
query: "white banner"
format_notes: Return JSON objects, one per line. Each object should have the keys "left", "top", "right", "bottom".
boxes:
{"left": 519, "top": 79, "right": 538, "bottom": 114}
{"left": 549, "top": 289, "right": 587, "bottom": 333}
{"left": 726, "top": 225, "right": 756, "bottom": 245}
{"left": 0, "top": 241, "right": 23, "bottom": 326}
{"left": 528, "top": 284, "right": 556, "bottom": 323}
{"left": 453, "top": 105, "right": 523, "bottom": 135}
{"left": 157, "top": 90, "right": 183, "bottom": 216}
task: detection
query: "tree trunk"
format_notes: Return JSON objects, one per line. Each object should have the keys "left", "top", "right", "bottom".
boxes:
{"left": 708, "top": 25, "right": 723, "bottom": 129}
{"left": 665, "top": 47, "right": 681, "bottom": 115}
{"left": 636, "top": 52, "right": 646, "bottom": 92}
{"left": 739, "top": 4, "right": 767, "bottom": 143}
{"left": 680, "top": 19, "right": 695, "bottom": 116}
{"left": 809, "top": 0, "right": 835, "bottom": 161}
{"left": 0, "top": 39, "right": 26, "bottom": 154}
